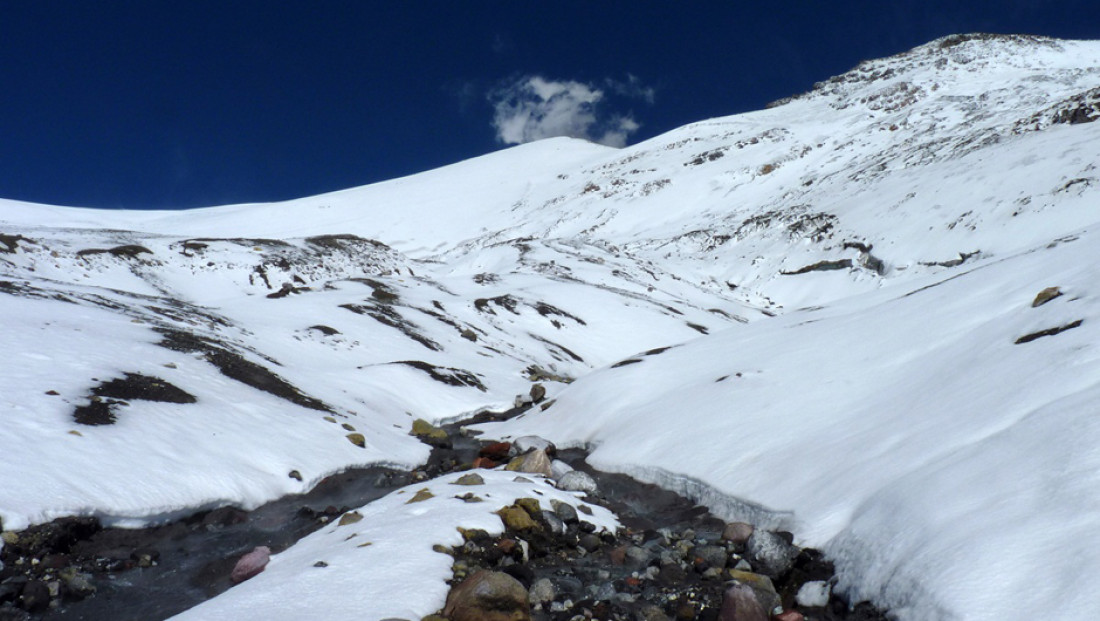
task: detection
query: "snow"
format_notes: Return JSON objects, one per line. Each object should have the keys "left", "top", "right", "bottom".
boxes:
{"left": 170, "top": 470, "right": 616, "bottom": 620}
{"left": 2, "top": 33, "right": 1100, "bottom": 620}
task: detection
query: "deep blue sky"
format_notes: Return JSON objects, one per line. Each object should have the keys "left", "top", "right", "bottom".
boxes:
{"left": 3, "top": 1, "right": 1100, "bottom": 210}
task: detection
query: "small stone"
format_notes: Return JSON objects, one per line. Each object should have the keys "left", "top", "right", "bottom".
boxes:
{"left": 550, "top": 499, "right": 579, "bottom": 524}
{"left": 341, "top": 423, "right": 356, "bottom": 431}
{"left": 635, "top": 604, "right": 673, "bottom": 621}
{"left": 231, "top": 546, "right": 271, "bottom": 584}
{"left": 313, "top": 561, "right": 328, "bottom": 567}
{"left": 505, "top": 449, "right": 553, "bottom": 477}
{"left": 1032, "top": 286, "right": 1063, "bottom": 307}
{"left": 338, "top": 511, "right": 363, "bottom": 526}
{"left": 795, "top": 580, "right": 832, "bottom": 608}
{"left": 444, "top": 570, "right": 531, "bottom": 621}
{"left": 346, "top": 433, "right": 366, "bottom": 448}
{"left": 721, "top": 522, "right": 754, "bottom": 547}
{"left": 452, "top": 473, "right": 485, "bottom": 486}
{"left": 529, "top": 383, "right": 547, "bottom": 402}
{"left": 19, "top": 581, "right": 50, "bottom": 614}
{"left": 410, "top": 418, "right": 449, "bottom": 443}
{"left": 558, "top": 470, "right": 598, "bottom": 493}
{"left": 529, "top": 577, "right": 556, "bottom": 605}
{"left": 45, "top": 390, "right": 60, "bottom": 396}
{"left": 497, "top": 505, "right": 540, "bottom": 532}
{"left": 456, "top": 493, "right": 483, "bottom": 503}
{"left": 694, "top": 544, "right": 729, "bottom": 569}
{"left": 773, "top": 612, "right": 805, "bottom": 621}
{"left": 406, "top": 489, "right": 435, "bottom": 504}
{"left": 288, "top": 470, "right": 303, "bottom": 481}
{"left": 541, "top": 510, "right": 566, "bottom": 535}
{"left": 579, "top": 533, "right": 601, "bottom": 552}
{"left": 515, "top": 497, "right": 542, "bottom": 516}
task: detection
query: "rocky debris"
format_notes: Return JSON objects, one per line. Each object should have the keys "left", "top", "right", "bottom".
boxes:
{"left": 443, "top": 570, "right": 531, "bottom": 621}
{"left": 229, "top": 546, "right": 271, "bottom": 584}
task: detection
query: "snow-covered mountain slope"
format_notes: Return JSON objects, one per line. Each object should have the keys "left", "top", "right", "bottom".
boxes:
{"left": 3, "top": 33, "right": 1100, "bottom": 620}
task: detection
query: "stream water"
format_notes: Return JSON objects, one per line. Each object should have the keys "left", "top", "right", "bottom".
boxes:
{"left": 4, "top": 408, "right": 888, "bottom": 620}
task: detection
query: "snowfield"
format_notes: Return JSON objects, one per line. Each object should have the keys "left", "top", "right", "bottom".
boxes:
{"left": 3, "top": 33, "right": 1100, "bottom": 619}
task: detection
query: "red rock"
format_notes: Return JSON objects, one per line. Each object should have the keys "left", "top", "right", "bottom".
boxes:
{"left": 624, "top": 576, "right": 643, "bottom": 587}
{"left": 230, "top": 546, "right": 271, "bottom": 584}
{"left": 772, "top": 611, "right": 805, "bottom": 621}
{"left": 479, "top": 441, "right": 512, "bottom": 461}
{"left": 472, "top": 457, "right": 498, "bottom": 469}
{"left": 497, "top": 538, "right": 517, "bottom": 554}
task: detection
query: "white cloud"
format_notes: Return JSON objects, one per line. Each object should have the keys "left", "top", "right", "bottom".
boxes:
{"left": 489, "top": 75, "right": 651, "bottom": 147}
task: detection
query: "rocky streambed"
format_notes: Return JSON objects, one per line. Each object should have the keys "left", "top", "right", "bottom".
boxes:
{"left": 0, "top": 405, "right": 890, "bottom": 621}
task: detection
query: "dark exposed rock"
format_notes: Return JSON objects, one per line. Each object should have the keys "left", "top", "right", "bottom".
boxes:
{"left": 392, "top": 361, "right": 486, "bottom": 391}
{"left": 157, "top": 329, "right": 333, "bottom": 411}
{"left": 76, "top": 245, "right": 153, "bottom": 259}
{"left": 746, "top": 530, "right": 798, "bottom": 577}
{"left": 781, "top": 259, "right": 853, "bottom": 275}
{"left": 1014, "top": 319, "right": 1084, "bottom": 344}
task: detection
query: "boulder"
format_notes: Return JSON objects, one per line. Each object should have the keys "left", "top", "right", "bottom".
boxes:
{"left": 231, "top": 546, "right": 271, "bottom": 584}
{"left": 479, "top": 442, "right": 513, "bottom": 461}
{"left": 718, "top": 583, "right": 769, "bottom": 621}
{"left": 452, "top": 473, "right": 485, "bottom": 486}
{"left": 745, "top": 530, "right": 797, "bottom": 577}
{"left": 505, "top": 449, "right": 553, "bottom": 477}
{"left": 557, "top": 471, "right": 598, "bottom": 494}
{"left": 443, "top": 570, "right": 531, "bottom": 621}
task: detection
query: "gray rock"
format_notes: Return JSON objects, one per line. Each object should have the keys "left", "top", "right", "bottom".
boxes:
{"left": 557, "top": 471, "right": 598, "bottom": 494}
{"left": 727, "top": 570, "right": 781, "bottom": 615}
{"left": 626, "top": 545, "right": 651, "bottom": 565}
{"left": 550, "top": 499, "right": 578, "bottom": 523}
{"left": 694, "top": 544, "right": 729, "bottom": 569}
{"left": 529, "top": 577, "right": 556, "bottom": 605}
{"left": 593, "top": 581, "right": 617, "bottom": 601}
{"left": 541, "top": 510, "right": 566, "bottom": 535}
{"left": 551, "top": 459, "right": 574, "bottom": 480}
{"left": 745, "top": 530, "right": 798, "bottom": 577}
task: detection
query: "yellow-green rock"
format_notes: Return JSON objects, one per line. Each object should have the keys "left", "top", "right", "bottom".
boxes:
{"left": 338, "top": 511, "right": 363, "bottom": 526}
{"left": 497, "top": 505, "right": 540, "bottom": 532}
{"left": 406, "top": 488, "right": 435, "bottom": 504}
{"left": 515, "top": 497, "right": 541, "bottom": 517}
{"left": 411, "top": 418, "right": 449, "bottom": 441}
{"left": 346, "top": 433, "right": 366, "bottom": 448}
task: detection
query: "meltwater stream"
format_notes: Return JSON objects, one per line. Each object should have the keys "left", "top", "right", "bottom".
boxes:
{"left": 11, "top": 407, "right": 889, "bottom": 620}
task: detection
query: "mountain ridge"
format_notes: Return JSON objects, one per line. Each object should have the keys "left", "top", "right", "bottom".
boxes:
{"left": 3, "top": 34, "right": 1100, "bottom": 620}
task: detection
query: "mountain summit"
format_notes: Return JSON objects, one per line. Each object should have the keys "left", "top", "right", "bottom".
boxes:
{"left": 3, "top": 34, "right": 1100, "bottom": 620}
